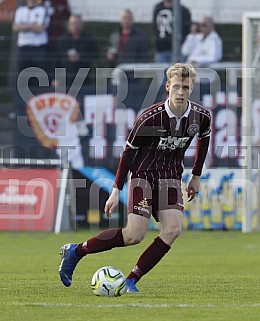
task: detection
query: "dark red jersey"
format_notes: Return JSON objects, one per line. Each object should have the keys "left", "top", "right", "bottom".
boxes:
{"left": 114, "top": 99, "right": 211, "bottom": 190}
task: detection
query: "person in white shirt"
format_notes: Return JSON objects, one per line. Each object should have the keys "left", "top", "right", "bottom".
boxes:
{"left": 181, "top": 22, "right": 202, "bottom": 62}
{"left": 8, "top": 0, "right": 50, "bottom": 121}
{"left": 13, "top": 0, "right": 50, "bottom": 83}
{"left": 186, "top": 16, "right": 222, "bottom": 67}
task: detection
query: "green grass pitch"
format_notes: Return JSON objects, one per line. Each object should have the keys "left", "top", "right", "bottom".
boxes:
{"left": 0, "top": 230, "right": 260, "bottom": 321}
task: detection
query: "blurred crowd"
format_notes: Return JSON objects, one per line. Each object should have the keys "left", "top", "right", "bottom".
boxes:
{"left": 11, "top": 0, "right": 223, "bottom": 91}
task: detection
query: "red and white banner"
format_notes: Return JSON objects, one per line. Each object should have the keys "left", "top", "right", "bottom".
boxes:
{"left": 0, "top": 168, "right": 59, "bottom": 231}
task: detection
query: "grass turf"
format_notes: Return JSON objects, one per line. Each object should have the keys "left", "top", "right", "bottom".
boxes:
{"left": 0, "top": 230, "right": 259, "bottom": 321}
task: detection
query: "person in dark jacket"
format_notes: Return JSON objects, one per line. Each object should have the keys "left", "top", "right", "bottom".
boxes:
{"left": 153, "top": 0, "right": 191, "bottom": 63}
{"left": 106, "top": 9, "right": 150, "bottom": 68}
{"left": 44, "top": 0, "right": 71, "bottom": 49}
{"left": 53, "top": 14, "right": 99, "bottom": 89}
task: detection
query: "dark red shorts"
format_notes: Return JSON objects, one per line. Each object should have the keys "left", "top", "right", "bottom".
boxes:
{"left": 128, "top": 177, "right": 184, "bottom": 222}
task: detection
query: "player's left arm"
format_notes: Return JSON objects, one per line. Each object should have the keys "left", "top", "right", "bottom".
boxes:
{"left": 187, "top": 111, "right": 211, "bottom": 201}
{"left": 192, "top": 110, "right": 211, "bottom": 176}
{"left": 186, "top": 175, "right": 200, "bottom": 202}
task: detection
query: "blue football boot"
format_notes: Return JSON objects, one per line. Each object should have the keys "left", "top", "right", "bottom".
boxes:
{"left": 59, "top": 243, "right": 81, "bottom": 287}
{"left": 125, "top": 278, "right": 140, "bottom": 293}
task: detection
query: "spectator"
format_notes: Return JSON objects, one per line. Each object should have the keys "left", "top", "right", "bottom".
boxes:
{"left": 186, "top": 17, "right": 223, "bottom": 103}
{"left": 12, "top": 0, "right": 50, "bottom": 82}
{"left": 152, "top": 0, "right": 191, "bottom": 63}
{"left": 43, "top": 0, "right": 71, "bottom": 83}
{"left": 186, "top": 16, "right": 223, "bottom": 67}
{"left": 9, "top": 0, "right": 49, "bottom": 121}
{"left": 181, "top": 22, "right": 202, "bottom": 62}
{"left": 44, "top": 0, "right": 71, "bottom": 49}
{"left": 53, "top": 14, "right": 99, "bottom": 89}
{"left": 106, "top": 9, "right": 150, "bottom": 68}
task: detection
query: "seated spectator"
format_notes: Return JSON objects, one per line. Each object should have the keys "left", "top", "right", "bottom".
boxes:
{"left": 106, "top": 9, "right": 150, "bottom": 68}
{"left": 186, "top": 16, "right": 223, "bottom": 67}
{"left": 53, "top": 14, "right": 99, "bottom": 89}
{"left": 186, "top": 17, "right": 223, "bottom": 103}
{"left": 181, "top": 22, "right": 202, "bottom": 62}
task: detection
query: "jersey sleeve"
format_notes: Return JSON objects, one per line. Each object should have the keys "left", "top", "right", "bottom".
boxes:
{"left": 198, "top": 110, "right": 211, "bottom": 139}
{"left": 113, "top": 144, "right": 138, "bottom": 190}
{"left": 113, "top": 114, "right": 147, "bottom": 189}
{"left": 192, "top": 110, "right": 211, "bottom": 176}
{"left": 126, "top": 113, "right": 147, "bottom": 149}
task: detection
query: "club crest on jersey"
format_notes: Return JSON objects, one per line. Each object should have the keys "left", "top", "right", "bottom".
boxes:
{"left": 187, "top": 124, "right": 199, "bottom": 136}
{"left": 157, "top": 136, "right": 189, "bottom": 150}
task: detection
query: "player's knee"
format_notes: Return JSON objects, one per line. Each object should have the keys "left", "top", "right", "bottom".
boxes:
{"left": 173, "top": 225, "right": 182, "bottom": 238}
{"left": 162, "top": 225, "right": 182, "bottom": 243}
{"left": 128, "top": 232, "right": 145, "bottom": 245}
{"left": 123, "top": 229, "right": 145, "bottom": 245}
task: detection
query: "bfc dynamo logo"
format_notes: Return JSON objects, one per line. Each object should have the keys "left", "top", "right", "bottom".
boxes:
{"left": 26, "top": 92, "right": 80, "bottom": 148}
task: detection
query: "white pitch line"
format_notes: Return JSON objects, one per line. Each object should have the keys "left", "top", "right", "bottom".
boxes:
{"left": 9, "top": 302, "right": 260, "bottom": 309}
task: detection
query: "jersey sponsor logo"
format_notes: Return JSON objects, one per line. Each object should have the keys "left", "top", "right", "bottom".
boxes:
{"left": 134, "top": 198, "right": 150, "bottom": 214}
{"left": 157, "top": 136, "right": 190, "bottom": 150}
{"left": 187, "top": 124, "right": 199, "bottom": 136}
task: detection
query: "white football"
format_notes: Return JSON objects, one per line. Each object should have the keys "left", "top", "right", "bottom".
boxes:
{"left": 91, "top": 266, "right": 126, "bottom": 297}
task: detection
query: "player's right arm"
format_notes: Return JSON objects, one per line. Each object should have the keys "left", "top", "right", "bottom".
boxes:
{"left": 104, "top": 114, "right": 145, "bottom": 216}
{"left": 104, "top": 146, "right": 137, "bottom": 218}
{"left": 104, "top": 187, "right": 120, "bottom": 218}
{"left": 113, "top": 113, "right": 146, "bottom": 190}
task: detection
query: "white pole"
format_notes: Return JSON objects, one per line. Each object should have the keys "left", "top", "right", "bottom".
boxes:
{"left": 54, "top": 168, "right": 69, "bottom": 234}
{"left": 242, "top": 13, "right": 254, "bottom": 233}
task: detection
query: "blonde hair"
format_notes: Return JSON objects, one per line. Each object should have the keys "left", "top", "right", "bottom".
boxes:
{"left": 166, "top": 63, "right": 197, "bottom": 85}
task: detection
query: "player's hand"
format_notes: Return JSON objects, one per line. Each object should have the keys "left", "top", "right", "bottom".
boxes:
{"left": 186, "top": 175, "right": 200, "bottom": 202}
{"left": 104, "top": 188, "right": 120, "bottom": 218}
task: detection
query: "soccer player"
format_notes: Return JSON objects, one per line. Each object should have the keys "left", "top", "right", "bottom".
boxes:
{"left": 59, "top": 63, "right": 211, "bottom": 293}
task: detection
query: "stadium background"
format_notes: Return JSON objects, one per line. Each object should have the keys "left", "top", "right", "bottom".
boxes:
{"left": 0, "top": 0, "right": 257, "bottom": 232}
